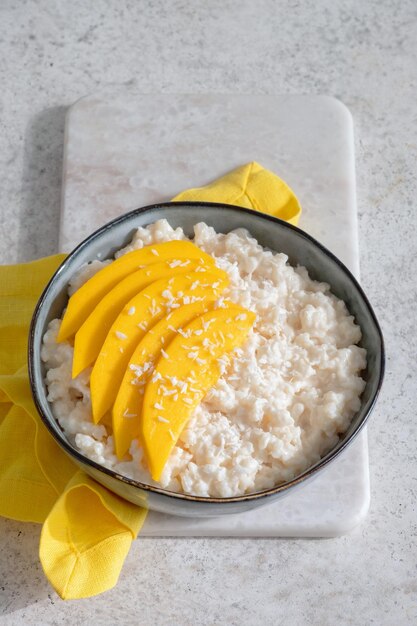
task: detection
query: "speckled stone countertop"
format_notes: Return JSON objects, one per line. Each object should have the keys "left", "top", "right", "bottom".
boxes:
{"left": 0, "top": 1, "right": 416, "bottom": 624}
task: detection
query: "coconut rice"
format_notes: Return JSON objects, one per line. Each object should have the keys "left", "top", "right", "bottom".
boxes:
{"left": 41, "top": 219, "right": 367, "bottom": 497}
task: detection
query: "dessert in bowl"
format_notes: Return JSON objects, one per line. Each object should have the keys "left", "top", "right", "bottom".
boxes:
{"left": 29, "top": 202, "right": 384, "bottom": 517}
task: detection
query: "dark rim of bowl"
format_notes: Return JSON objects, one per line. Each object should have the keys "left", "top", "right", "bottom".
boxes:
{"left": 28, "top": 201, "right": 385, "bottom": 505}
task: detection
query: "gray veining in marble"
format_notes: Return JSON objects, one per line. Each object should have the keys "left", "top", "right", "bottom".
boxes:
{"left": 0, "top": 1, "right": 416, "bottom": 624}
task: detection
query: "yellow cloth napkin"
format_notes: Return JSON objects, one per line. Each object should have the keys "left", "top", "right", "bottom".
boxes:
{"left": 173, "top": 161, "right": 301, "bottom": 225}
{"left": 0, "top": 162, "right": 300, "bottom": 600}
{"left": 0, "top": 256, "right": 147, "bottom": 600}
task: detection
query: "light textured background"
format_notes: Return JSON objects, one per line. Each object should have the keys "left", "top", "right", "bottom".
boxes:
{"left": 0, "top": 1, "right": 416, "bottom": 624}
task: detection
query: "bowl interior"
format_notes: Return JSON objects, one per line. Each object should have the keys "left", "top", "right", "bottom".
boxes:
{"left": 29, "top": 202, "right": 384, "bottom": 505}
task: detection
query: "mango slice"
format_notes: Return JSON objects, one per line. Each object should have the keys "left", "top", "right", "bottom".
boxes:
{"left": 141, "top": 304, "right": 256, "bottom": 481}
{"left": 72, "top": 258, "right": 213, "bottom": 377}
{"left": 58, "top": 240, "right": 214, "bottom": 342}
{"left": 112, "top": 300, "right": 217, "bottom": 459}
{"left": 90, "top": 270, "right": 229, "bottom": 424}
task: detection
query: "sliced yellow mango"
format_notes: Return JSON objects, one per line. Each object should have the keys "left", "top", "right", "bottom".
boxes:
{"left": 141, "top": 304, "right": 256, "bottom": 481}
{"left": 90, "top": 270, "right": 229, "bottom": 424}
{"left": 58, "top": 240, "right": 214, "bottom": 342}
{"left": 112, "top": 299, "right": 217, "bottom": 459}
{"left": 72, "top": 258, "right": 213, "bottom": 377}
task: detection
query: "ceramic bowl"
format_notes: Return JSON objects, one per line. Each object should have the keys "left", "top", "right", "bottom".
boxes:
{"left": 28, "top": 202, "right": 385, "bottom": 517}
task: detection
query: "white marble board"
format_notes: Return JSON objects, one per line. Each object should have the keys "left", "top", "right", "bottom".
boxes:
{"left": 59, "top": 93, "right": 369, "bottom": 537}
